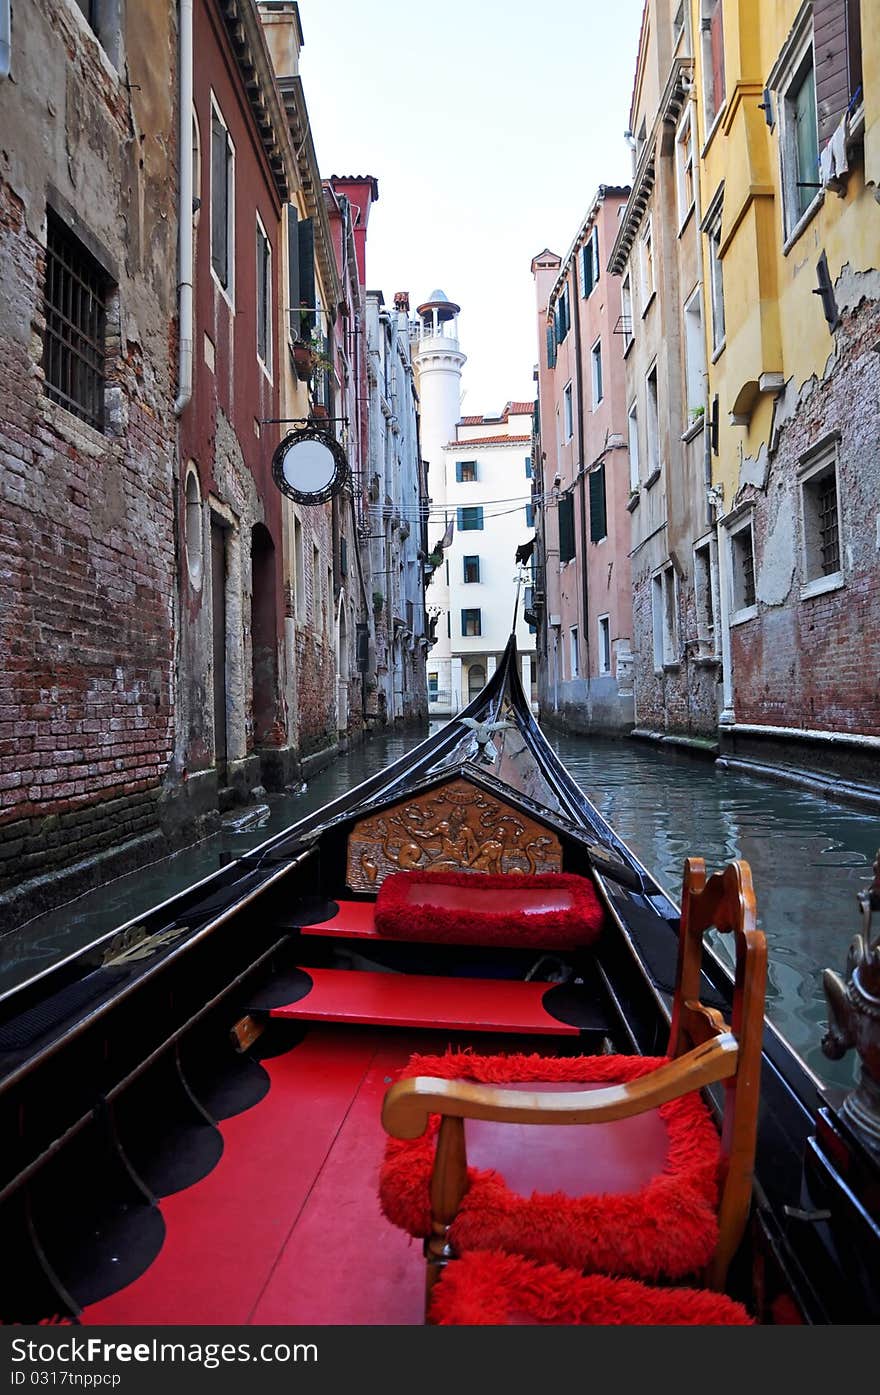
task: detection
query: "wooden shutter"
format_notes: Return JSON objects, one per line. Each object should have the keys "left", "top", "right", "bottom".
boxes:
{"left": 287, "top": 205, "right": 300, "bottom": 340}
{"left": 558, "top": 493, "right": 575, "bottom": 562}
{"left": 710, "top": 0, "right": 726, "bottom": 114}
{"left": 815, "top": 0, "right": 863, "bottom": 147}
{"left": 546, "top": 324, "right": 556, "bottom": 367}
{"left": 297, "top": 217, "right": 315, "bottom": 336}
{"left": 589, "top": 466, "right": 607, "bottom": 542}
{"left": 211, "top": 113, "right": 228, "bottom": 286}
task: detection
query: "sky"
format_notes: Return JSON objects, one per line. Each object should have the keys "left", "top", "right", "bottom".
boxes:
{"left": 296, "top": 0, "right": 645, "bottom": 415}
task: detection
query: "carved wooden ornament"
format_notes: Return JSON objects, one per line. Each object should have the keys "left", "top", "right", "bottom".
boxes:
{"left": 346, "top": 778, "right": 563, "bottom": 891}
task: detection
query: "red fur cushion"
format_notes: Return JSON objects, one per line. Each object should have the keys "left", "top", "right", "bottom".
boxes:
{"left": 430, "top": 1250, "right": 753, "bottom": 1325}
{"left": 379, "top": 1050, "right": 722, "bottom": 1282}
{"left": 374, "top": 870, "right": 604, "bottom": 949}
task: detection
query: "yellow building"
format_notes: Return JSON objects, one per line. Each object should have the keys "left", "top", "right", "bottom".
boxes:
{"left": 693, "top": 0, "right": 880, "bottom": 779}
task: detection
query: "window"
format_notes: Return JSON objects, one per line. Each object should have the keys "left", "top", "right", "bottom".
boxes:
{"left": 627, "top": 402, "right": 640, "bottom": 491}
{"left": 591, "top": 339, "right": 603, "bottom": 409}
{"left": 428, "top": 671, "right": 439, "bottom": 700}
{"left": 777, "top": 39, "right": 820, "bottom": 239}
{"left": 294, "top": 516, "right": 305, "bottom": 619}
{"left": 461, "top": 608, "right": 481, "bottom": 637}
{"left": 640, "top": 218, "right": 654, "bottom": 307}
{"left": 525, "top": 456, "right": 533, "bottom": 479}
{"left": 42, "top": 210, "right": 111, "bottom": 430}
{"left": 555, "top": 283, "right": 571, "bottom": 345}
{"left": 312, "top": 543, "right": 321, "bottom": 623}
{"left": 598, "top": 615, "right": 611, "bottom": 675}
{"left": 525, "top": 503, "right": 535, "bottom": 527}
{"left": 675, "top": 108, "right": 695, "bottom": 226}
{"left": 728, "top": 516, "right": 757, "bottom": 621}
{"left": 563, "top": 382, "right": 573, "bottom": 441}
{"left": 72, "top": 0, "right": 122, "bottom": 65}
{"left": 184, "top": 466, "right": 203, "bottom": 589}
{"left": 673, "top": 1, "right": 686, "bottom": 50}
{"left": 693, "top": 537, "right": 719, "bottom": 655}
{"left": 683, "top": 288, "right": 706, "bottom": 426}
{"left": 589, "top": 466, "right": 607, "bottom": 543}
{"left": 701, "top": 0, "right": 726, "bottom": 132}
{"left": 524, "top": 586, "right": 537, "bottom": 634}
{"left": 651, "top": 563, "right": 679, "bottom": 669}
{"left": 256, "top": 216, "right": 272, "bottom": 374}
{"left": 287, "top": 206, "right": 315, "bottom": 338}
{"left": 210, "top": 98, "right": 234, "bottom": 296}
{"left": 621, "top": 274, "right": 634, "bottom": 350}
{"left": 799, "top": 437, "right": 843, "bottom": 598}
{"left": 463, "top": 554, "right": 480, "bottom": 583}
{"left": 580, "top": 230, "right": 600, "bottom": 297}
{"left": 704, "top": 195, "right": 725, "bottom": 353}
{"left": 645, "top": 364, "right": 660, "bottom": 483}
{"left": 569, "top": 626, "right": 579, "bottom": 679}
{"left": 456, "top": 460, "right": 477, "bottom": 482}
{"left": 457, "top": 506, "right": 484, "bottom": 531}
{"left": 467, "top": 664, "right": 486, "bottom": 700}
{"left": 558, "top": 492, "right": 576, "bottom": 563}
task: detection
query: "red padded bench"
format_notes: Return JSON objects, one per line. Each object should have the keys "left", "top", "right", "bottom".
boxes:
{"left": 373, "top": 870, "right": 604, "bottom": 950}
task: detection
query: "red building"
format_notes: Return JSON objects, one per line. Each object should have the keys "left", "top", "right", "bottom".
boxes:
{"left": 175, "top": 0, "right": 297, "bottom": 814}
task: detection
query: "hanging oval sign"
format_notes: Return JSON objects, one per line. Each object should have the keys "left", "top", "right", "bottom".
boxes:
{"left": 271, "top": 426, "right": 349, "bottom": 505}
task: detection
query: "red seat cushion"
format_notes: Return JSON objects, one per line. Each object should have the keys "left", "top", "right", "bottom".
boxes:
{"left": 379, "top": 1050, "right": 722, "bottom": 1282}
{"left": 429, "top": 1251, "right": 753, "bottom": 1326}
{"left": 374, "top": 870, "right": 604, "bottom": 949}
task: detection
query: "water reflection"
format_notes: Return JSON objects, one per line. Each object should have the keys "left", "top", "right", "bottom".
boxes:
{"left": 1, "top": 720, "right": 875, "bottom": 1089}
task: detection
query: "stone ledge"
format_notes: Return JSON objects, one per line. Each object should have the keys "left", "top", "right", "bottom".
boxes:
{"left": 715, "top": 756, "right": 880, "bottom": 813}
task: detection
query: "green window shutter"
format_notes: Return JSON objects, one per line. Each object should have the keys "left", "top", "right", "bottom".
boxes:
{"left": 592, "top": 227, "right": 600, "bottom": 286}
{"left": 558, "top": 493, "right": 575, "bottom": 562}
{"left": 297, "top": 217, "right": 315, "bottom": 336}
{"left": 546, "top": 324, "right": 556, "bottom": 367}
{"left": 286, "top": 205, "right": 300, "bottom": 341}
{"left": 456, "top": 462, "right": 463, "bottom": 482}
{"left": 589, "top": 466, "right": 607, "bottom": 542}
{"left": 583, "top": 240, "right": 593, "bottom": 297}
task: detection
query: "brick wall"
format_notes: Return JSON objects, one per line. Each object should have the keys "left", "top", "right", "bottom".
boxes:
{"left": 731, "top": 295, "right": 880, "bottom": 734}
{"left": 0, "top": 0, "right": 177, "bottom": 916}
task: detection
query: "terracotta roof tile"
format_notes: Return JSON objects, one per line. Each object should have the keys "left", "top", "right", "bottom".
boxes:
{"left": 447, "top": 434, "right": 532, "bottom": 448}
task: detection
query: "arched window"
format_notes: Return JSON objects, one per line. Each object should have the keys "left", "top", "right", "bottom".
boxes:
{"left": 184, "top": 465, "right": 203, "bottom": 588}
{"left": 467, "top": 663, "right": 486, "bottom": 702}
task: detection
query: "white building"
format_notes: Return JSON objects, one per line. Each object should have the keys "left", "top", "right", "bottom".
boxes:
{"left": 411, "top": 289, "right": 536, "bottom": 716}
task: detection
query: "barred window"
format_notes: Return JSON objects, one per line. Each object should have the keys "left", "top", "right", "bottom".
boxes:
{"left": 799, "top": 438, "right": 843, "bottom": 598}
{"left": 42, "top": 212, "right": 110, "bottom": 431}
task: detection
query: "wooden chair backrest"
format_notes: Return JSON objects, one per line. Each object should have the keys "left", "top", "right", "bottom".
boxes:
{"left": 668, "top": 857, "right": 767, "bottom": 1288}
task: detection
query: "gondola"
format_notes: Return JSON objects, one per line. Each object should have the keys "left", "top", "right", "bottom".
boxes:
{"left": 0, "top": 632, "right": 878, "bottom": 1327}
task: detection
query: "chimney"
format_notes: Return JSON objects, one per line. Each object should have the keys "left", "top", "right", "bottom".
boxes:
{"left": 258, "top": 2, "right": 304, "bottom": 80}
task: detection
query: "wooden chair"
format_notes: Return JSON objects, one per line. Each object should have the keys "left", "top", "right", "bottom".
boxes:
{"left": 380, "top": 857, "right": 766, "bottom": 1315}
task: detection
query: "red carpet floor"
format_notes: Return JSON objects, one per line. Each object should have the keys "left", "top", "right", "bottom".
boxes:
{"left": 82, "top": 1027, "right": 433, "bottom": 1326}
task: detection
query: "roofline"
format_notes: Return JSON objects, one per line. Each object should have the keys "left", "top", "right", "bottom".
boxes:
{"left": 545, "top": 184, "right": 631, "bottom": 316}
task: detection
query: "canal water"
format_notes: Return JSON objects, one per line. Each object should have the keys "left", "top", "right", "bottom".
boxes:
{"left": 1, "top": 721, "right": 877, "bottom": 1089}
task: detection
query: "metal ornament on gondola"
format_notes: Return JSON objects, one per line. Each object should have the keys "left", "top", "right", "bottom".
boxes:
{"left": 271, "top": 424, "right": 349, "bottom": 505}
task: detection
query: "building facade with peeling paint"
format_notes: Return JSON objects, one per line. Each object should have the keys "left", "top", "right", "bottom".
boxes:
{"left": 609, "top": 2, "right": 721, "bottom": 742}
{"left": 696, "top": 0, "right": 880, "bottom": 781}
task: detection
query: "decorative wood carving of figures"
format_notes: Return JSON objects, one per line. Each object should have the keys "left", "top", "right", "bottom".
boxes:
{"left": 346, "top": 778, "right": 563, "bottom": 891}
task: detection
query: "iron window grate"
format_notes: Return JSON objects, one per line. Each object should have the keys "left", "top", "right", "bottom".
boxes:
{"left": 43, "top": 214, "right": 108, "bottom": 430}
{"left": 817, "top": 474, "right": 840, "bottom": 575}
{"left": 741, "top": 530, "right": 756, "bottom": 608}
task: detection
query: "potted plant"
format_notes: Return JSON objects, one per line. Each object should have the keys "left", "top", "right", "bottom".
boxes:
{"left": 291, "top": 337, "right": 314, "bottom": 381}
{"left": 372, "top": 590, "right": 384, "bottom": 615}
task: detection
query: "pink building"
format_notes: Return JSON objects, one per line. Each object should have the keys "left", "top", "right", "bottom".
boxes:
{"left": 531, "top": 186, "right": 634, "bottom": 732}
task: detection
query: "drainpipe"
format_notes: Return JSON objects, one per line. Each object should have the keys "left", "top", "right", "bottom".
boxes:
{"left": 174, "top": 0, "right": 194, "bottom": 416}
{"left": 0, "top": 0, "right": 11, "bottom": 79}
{"left": 570, "top": 261, "right": 591, "bottom": 686}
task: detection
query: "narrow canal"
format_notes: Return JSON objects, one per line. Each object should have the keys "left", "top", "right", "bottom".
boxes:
{"left": 1, "top": 722, "right": 876, "bottom": 1088}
